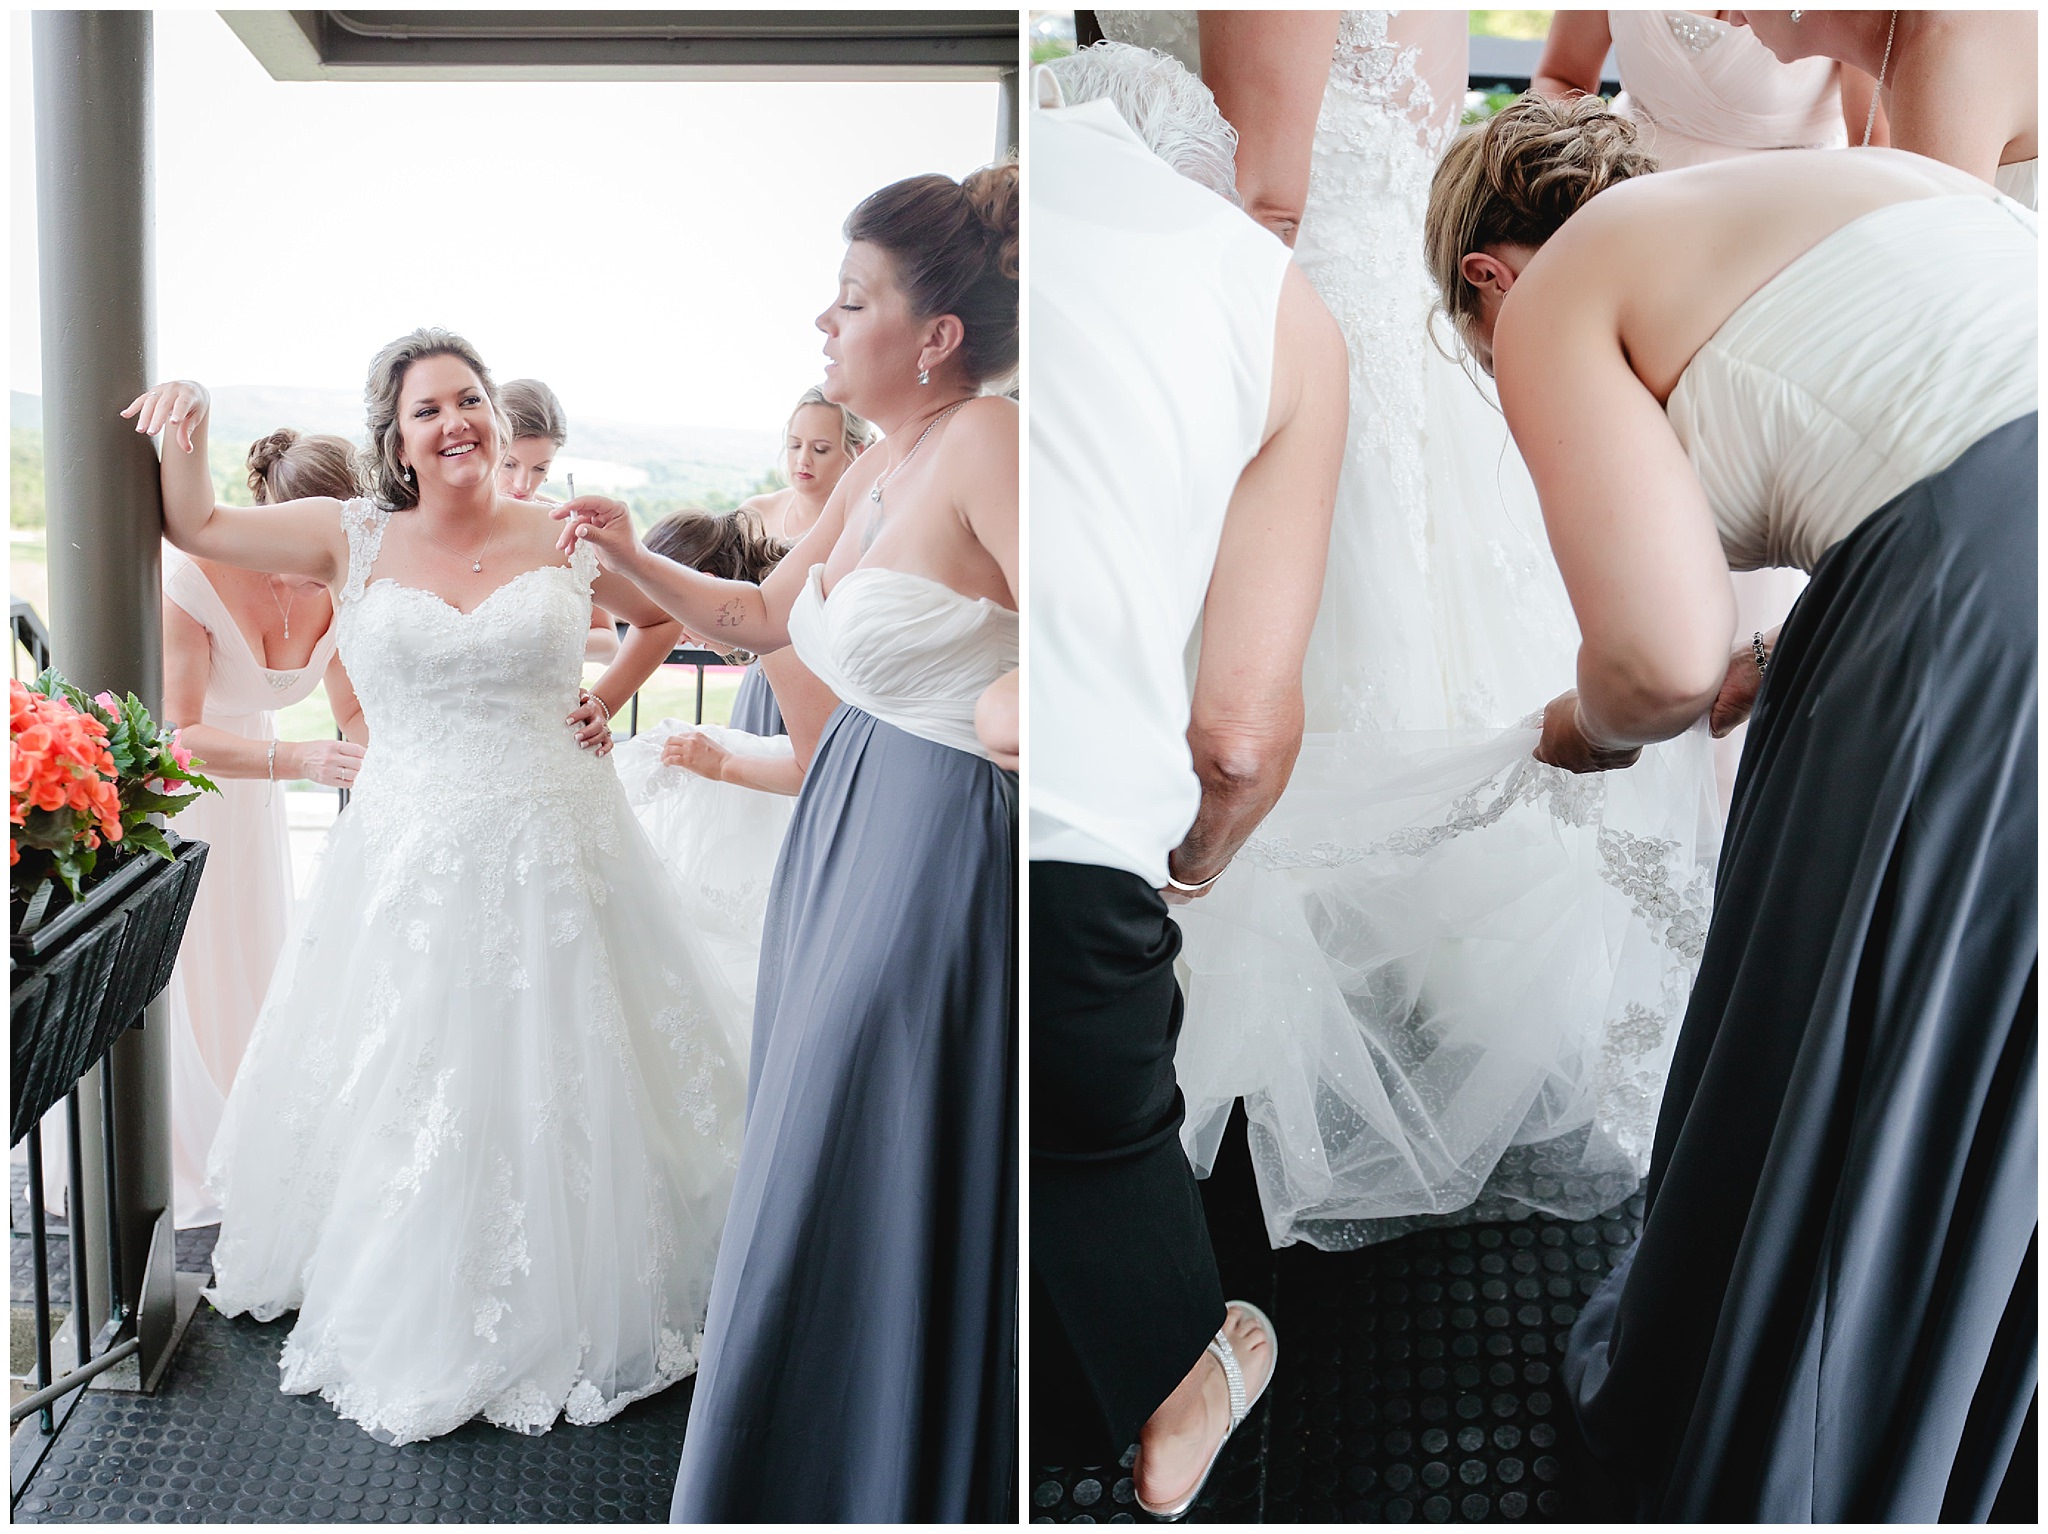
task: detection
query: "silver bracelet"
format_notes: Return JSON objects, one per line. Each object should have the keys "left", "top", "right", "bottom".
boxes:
{"left": 1753, "top": 631, "right": 1770, "bottom": 676}
{"left": 1165, "top": 863, "right": 1225, "bottom": 895}
{"left": 266, "top": 739, "right": 278, "bottom": 780}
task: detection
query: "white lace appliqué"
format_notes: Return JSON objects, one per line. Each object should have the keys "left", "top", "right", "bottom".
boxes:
{"left": 201, "top": 504, "right": 747, "bottom": 1444}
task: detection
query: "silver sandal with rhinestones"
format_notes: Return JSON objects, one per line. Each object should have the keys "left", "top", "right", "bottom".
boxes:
{"left": 1136, "top": 1299, "right": 1278, "bottom": 1521}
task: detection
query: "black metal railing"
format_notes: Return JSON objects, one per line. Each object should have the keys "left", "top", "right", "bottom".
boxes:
{"left": 13, "top": 595, "right": 53, "bottom": 678}
{"left": 624, "top": 642, "right": 728, "bottom": 738}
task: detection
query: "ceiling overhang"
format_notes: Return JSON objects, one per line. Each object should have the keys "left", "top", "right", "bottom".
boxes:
{"left": 219, "top": 11, "right": 1019, "bottom": 83}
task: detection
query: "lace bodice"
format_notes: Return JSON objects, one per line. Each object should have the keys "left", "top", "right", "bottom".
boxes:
{"left": 336, "top": 501, "right": 602, "bottom": 787}
{"left": 331, "top": 502, "right": 630, "bottom": 964}
{"left": 786, "top": 565, "right": 1017, "bottom": 759}
{"left": 1100, "top": 9, "right": 1579, "bottom": 731}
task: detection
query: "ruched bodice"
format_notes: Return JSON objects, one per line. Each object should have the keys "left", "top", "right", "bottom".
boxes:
{"left": 1610, "top": 10, "right": 1844, "bottom": 169}
{"left": 1667, "top": 194, "right": 2037, "bottom": 571}
{"left": 786, "top": 564, "right": 1017, "bottom": 759}
{"left": 1995, "top": 156, "right": 2038, "bottom": 211}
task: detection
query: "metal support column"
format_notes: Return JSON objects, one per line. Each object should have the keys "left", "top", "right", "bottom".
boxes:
{"left": 996, "top": 65, "right": 1019, "bottom": 159}
{"left": 32, "top": 9, "right": 180, "bottom": 1386}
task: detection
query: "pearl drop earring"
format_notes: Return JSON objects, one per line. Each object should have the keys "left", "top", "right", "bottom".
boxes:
{"left": 918, "top": 368, "right": 930, "bottom": 387}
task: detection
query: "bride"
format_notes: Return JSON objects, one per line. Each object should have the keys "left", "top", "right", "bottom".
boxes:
{"left": 123, "top": 330, "right": 747, "bottom": 1445}
{"left": 1085, "top": 13, "right": 1720, "bottom": 1247}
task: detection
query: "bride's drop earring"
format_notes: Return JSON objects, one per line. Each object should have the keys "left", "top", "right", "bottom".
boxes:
{"left": 1789, "top": 9, "right": 1802, "bottom": 21}
{"left": 918, "top": 368, "right": 930, "bottom": 386}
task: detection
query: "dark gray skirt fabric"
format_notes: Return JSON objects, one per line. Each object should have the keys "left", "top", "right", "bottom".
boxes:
{"left": 671, "top": 704, "right": 1017, "bottom": 1522}
{"left": 1565, "top": 414, "right": 2038, "bottom": 1521}
{"left": 726, "top": 661, "right": 786, "bottom": 738}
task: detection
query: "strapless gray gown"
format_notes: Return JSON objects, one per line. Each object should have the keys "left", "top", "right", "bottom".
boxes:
{"left": 1565, "top": 417, "right": 2038, "bottom": 1521}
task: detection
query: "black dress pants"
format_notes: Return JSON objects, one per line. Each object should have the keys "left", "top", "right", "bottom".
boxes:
{"left": 1030, "top": 861, "right": 1226, "bottom": 1464}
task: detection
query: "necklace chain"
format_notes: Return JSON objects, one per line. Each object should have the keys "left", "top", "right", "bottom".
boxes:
{"left": 1862, "top": 10, "right": 1897, "bottom": 148}
{"left": 864, "top": 401, "right": 970, "bottom": 549}
{"left": 418, "top": 508, "right": 501, "bottom": 574}
{"left": 265, "top": 575, "right": 299, "bottom": 641}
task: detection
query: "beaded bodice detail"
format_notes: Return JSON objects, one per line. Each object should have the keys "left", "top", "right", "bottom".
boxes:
{"left": 332, "top": 500, "right": 628, "bottom": 904}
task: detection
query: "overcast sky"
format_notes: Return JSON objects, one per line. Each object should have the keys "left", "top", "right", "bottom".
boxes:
{"left": 11, "top": 9, "right": 1003, "bottom": 434}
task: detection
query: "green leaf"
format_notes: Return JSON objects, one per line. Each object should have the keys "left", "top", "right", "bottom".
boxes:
{"left": 122, "top": 822, "right": 174, "bottom": 861}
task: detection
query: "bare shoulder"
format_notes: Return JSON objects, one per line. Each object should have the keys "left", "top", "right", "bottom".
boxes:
{"left": 935, "top": 396, "right": 1018, "bottom": 474}
{"left": 952, "top": 394, "right": 1016, "bottom": 444}
{"left": 496, "top": 495, "right": 578, "bottom": 563}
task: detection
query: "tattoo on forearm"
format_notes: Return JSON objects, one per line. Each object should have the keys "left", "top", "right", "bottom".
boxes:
{"left": 714, "top": 599, "right": 747, "bottom": 630}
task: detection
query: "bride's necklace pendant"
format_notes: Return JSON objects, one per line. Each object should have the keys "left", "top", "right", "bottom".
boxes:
{"left": 471, "top": 558, "right": 483, "bottom": 574}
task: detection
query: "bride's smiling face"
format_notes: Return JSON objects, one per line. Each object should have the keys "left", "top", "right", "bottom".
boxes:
{"left": 815, "top": 242, "right": 924, "bottom": 416}
{"left": 396, "top": 354, "right": 500, "bottom": 495}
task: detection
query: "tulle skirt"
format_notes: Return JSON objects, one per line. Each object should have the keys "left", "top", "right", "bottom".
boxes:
{"left": 204, "top": 764, "right": 747, "bottom": 1445}
{"left": 610, "top": 718, "right": 794, "bottom": 1038}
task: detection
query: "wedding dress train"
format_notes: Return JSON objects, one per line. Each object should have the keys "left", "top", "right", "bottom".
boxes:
{"left": 1092, "top": 11, "right": 1721, "bottom": 1248}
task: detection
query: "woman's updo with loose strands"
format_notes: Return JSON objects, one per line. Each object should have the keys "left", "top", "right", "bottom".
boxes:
{"left": 1425, "top": 94, "right": 1658, "bottom": 357}
{"left": 644, "top": 507, "right": 788, "bottom": 586}
{"left": 500, "top": 378, "right": 568, "bottom": 448}
{"left": 246, "top": 428, "right": 360, "bottom": 505}
{"left": 844, "top": 161, "right": 1020, "bottom": 389}
{"left": 359, "top": 327, "right": 512, "bottom": 511}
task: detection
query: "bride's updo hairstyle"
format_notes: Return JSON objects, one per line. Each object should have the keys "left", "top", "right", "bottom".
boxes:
{"left": 1425, "top": 94, "right": 1657, "bottom": 356}
{"left": 843, "top": 162, "right": 1020, "bottom": 389}
{"left": 246, "top": 428, "right": 360, "bottom": 505}
{"left": 360, "top": 327, "right": 512, "bottom": 510}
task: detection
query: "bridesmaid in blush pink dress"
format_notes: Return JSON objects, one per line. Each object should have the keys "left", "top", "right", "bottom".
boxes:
{"left": 160, "top": 430, "right": 367, "bottom": 1226}
{"left": 1535, "top": 9, "right": 1873, "bottom": 812}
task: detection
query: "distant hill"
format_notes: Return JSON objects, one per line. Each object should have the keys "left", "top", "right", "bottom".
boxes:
{"left": 11, "top": 389, "right": 779, "bottom": 517}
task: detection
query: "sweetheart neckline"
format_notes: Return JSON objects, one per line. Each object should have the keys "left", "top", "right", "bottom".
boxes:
{"left": 362, "top": 561, "right": 579, "bottom": 620}
{"left": 808, "top": 562, "right": 1014, "bottom": 616}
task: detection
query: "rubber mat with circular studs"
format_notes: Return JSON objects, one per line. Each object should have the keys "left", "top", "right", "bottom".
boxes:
{"left": 1030, "top": 1112, "right": 1642, "bottom": 1523}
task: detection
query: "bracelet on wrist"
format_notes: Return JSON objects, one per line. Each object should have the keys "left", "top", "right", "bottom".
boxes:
{"left": 1165, "top": 860, "right": 1225, "bottom": 895}
{"left": 1752, "top": 631, "right": 1770, "bottom": 676}
{"left": 582, "top": 690, "right": 613, "bottom": 725}
{"left": 266, "top": 739, "right": 278, "bottom": 781}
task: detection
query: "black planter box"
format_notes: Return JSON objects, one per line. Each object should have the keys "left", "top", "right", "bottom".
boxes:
{"left": 10, "top": 835, "right": 210, "bottom": 1146}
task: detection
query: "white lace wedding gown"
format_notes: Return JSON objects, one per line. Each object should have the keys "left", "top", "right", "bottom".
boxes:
{"left": 1093, "top": 12, "right": 1721, "bottom": 1249}
{"left": 204, "top": 501, "right": 748, "bottom": 1444}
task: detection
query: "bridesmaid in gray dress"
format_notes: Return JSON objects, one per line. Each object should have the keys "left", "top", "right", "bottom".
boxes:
{"left": 1427, "top": 97, "right": 2034, "bottom": 1519}
{"left": 558, "top": 164, "right": 1020, "bottom": 1521}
